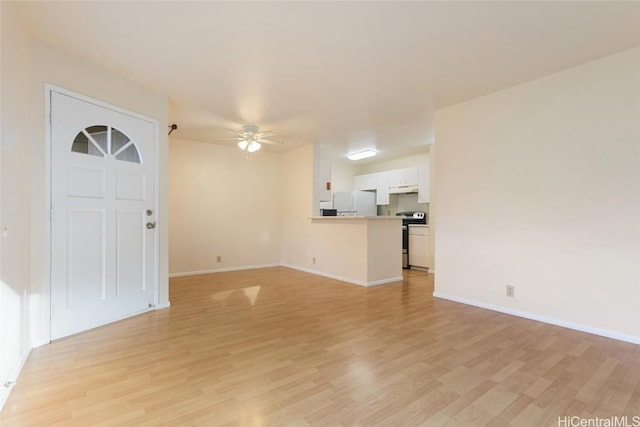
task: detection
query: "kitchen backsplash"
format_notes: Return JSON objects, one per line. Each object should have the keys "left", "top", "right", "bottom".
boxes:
{"left": 377, "top": 193, "right": 429, "bottom": 221}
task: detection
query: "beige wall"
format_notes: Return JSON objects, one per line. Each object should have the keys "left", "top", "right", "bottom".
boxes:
{"left": 305, "top": 218, "right": 402, "bottom": 285}
{"left": 169, "top": 138, "right": 282, "bottom": 275}
{"left": 428, "top": 144, "right": 436, "bottom": 270}
{"left": 434, "top": 48, "right": 640, "bottom": 343}
{"left": 308, "top": 220, "right": 370, "bottom": 284}
{"left": 280, "top": 145, "right": 315, "bottom": 269}
{"left": 0, "top": 1, "right": 33, "bottom": 410}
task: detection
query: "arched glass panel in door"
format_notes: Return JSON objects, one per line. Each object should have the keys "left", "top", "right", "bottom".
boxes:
{"left": 71, "top": 125, "right": 141, "bottom": 163}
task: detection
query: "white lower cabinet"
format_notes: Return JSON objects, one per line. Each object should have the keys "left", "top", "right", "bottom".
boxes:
{"left": 408, "top": 225, "right": 429, "bottom": 269}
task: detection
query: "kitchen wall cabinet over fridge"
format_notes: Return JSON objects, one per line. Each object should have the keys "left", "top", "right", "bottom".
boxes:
{"left": 354, "top": 172, "right": 389, "bottom": 206}
{"left": 354, "top": 173, "right": 377, "bottom": 191}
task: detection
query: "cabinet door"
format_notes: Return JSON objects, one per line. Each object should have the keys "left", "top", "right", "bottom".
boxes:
{"left": 354, "top": 173, "right": 376, "bottom": 191}
{"left": 408, "top": 227, "right": 429, "bottom": 268}
{"left": 418, "top": 165, "right": 430, "bottom": 203}
{"left": 388, "top": 167, "right": 418, "bottom": 187}
{"left": 376, "top": 172, "right": 389, "bottom": 205}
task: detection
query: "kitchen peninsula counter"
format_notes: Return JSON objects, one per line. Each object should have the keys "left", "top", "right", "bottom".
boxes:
{"left": 306, "top": 216, "right": 402, "bottom": 286}
{"left": 308, "top": 216, "right": 399, "bottom": 220}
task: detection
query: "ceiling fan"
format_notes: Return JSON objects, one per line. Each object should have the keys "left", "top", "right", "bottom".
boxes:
{"left": 219, "top": 125, "right": 284, "bottom": 153}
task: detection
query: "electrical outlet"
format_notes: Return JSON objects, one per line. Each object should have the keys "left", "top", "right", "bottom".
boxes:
{"left": 506, "top": 285, "right": 515, "bottom": 297}
{"left": 217, "top": 256, "right": 222, "bottom": 263}
{"left": 312, "top": 257, "right": 316, "bottom": 264}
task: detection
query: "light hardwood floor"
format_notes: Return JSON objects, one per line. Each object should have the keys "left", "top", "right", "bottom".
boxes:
{"left": 1, "top": 267, "right": 638, "bottom": 426}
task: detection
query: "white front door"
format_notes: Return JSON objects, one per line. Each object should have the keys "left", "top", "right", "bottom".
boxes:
{"left": 50, "top": 90, "right": 157, "bottom": 340}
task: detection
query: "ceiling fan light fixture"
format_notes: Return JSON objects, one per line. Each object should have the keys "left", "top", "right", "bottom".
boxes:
{"left": 247, "top": 141, "right": 261, "bottom": 152}
{"left": 239, "top": 139, "right": 261, "bottom": 153}
{"left": 347, "top": 149, "right": 377, "bottom": 161}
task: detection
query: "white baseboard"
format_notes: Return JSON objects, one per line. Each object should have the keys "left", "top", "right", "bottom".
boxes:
{"left": 155, "top": 301, "right": 171, "bottom": 310}
{"left": 282, "top": 264, "right": 402, "bottom": 287}
{"left": 31, "top": 338, "right": 50, "bottom": 348}
{"left": 433, "top": 291, "right": 640, "bottom": 345}
{"left": 367, "top": 276, "right": 404, "bottom": 287}
{"left": 169, "top": 263, "right": 281, "bottom": 278}
{"left": 0, "top": 346, "right": 31, "bottom": 413}
{"left": 170, "top": 263, "right": 403, "bottom": 288}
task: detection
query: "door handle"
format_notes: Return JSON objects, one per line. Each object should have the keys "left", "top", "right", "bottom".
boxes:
{"left": 146, "top": 222, "right": 156, "bottom": 229}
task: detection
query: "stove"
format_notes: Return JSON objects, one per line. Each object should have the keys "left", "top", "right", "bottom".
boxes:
{"left": 398, "top": 211, "right": 427, "bottom": 225}
{"left": 396, "top": 212, "right": 427, "bottom": 268}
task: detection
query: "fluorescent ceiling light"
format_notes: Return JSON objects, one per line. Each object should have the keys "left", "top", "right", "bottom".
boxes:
{"left": 347, "top": 149, "right": 377, "bottom": 161}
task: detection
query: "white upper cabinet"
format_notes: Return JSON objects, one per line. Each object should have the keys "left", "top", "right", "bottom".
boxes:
{"left": 354, "top": 172, "right": 377, "bottom": 191}
{"left": 354, "top": 172, "right": 388, "bottom": 205}
{"left": 388, "top": 167, "right": 418, "bottom": 187}
{"left": 353, "top": 164, "right": 430, "bottom": 206}
{"left": 376, "top": 172, "right": 389, "bottom": 205}
{"left": 418, "top": 164, "right": 430, "bottom": 203}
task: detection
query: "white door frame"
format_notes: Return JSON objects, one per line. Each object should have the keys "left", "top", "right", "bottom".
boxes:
{"left": 44, "top": 84, "right": 160, "bottom": 343}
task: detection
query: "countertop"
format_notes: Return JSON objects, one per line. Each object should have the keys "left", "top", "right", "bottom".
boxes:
{"left": 309, "top": 216, "right": 401, "bottom": 220}
{"left": 408, "top": 224, "right": 430, "bottom": 227}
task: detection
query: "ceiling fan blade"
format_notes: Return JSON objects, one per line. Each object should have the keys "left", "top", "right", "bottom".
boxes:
{"left": 214, "top": 137, "right": 243, "bottom": 140}
{"left": 222, "top": 127, "right": 241, "bottom": 134}
{"left": 260, "top": 139, "right": 285, "bottom": 145}
{"left": 257, "top": 130, "right": 275, "bottom": 138}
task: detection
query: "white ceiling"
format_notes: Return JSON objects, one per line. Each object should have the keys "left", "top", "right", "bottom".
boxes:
{"left": 16, "top": 1, "right": 640, "bottom": 162}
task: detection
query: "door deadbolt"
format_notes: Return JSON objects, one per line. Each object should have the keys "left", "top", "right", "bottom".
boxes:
{"left": 146, "top": 209, "right": 153, "bottom": 216}
{"left": 146, "top": 222, "right": 156, "bottom": 229}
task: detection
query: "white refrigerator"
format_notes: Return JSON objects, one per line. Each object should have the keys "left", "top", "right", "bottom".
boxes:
{"left": 333, "top": 190, "right": 377, "bottom": 216}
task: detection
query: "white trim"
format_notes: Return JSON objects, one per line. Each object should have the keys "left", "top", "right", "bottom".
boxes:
{"left": 44, "top": 85, "right": 53, "bottom": 344}
{"left": 0, "top": 347, "right": 31, "bottom": 413}
{"left": 366, "top": 276, "right": 405, "bottom": 287}
{"left": 45, "top": 84, "right": 160, "bottom": 342}
{"left": 282, "top": 264, "right": 403, "bottom": 287}
{"left": 169, "top": 264, "right": 281, "bottom": 278}
{"left": 152, "top": 117, "right": 160, "bottom": 309}
{"left": 170, "top": 264, "right": 403, "bottom": 288}
{"left": 46, "top": 84, "right": 158, "bottom": 124}
{"left": 31, "top": 339, "right": 50, "bottom": 349}
{"left": 433, "top": 291, "right": 640, "bottom": 346}
{"left": 155, "top": 302, "right": 171, "bottom": 310}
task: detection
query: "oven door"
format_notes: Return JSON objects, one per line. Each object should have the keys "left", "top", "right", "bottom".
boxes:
{"left": 402, "top": 225, "right": 409, "bottom": 269}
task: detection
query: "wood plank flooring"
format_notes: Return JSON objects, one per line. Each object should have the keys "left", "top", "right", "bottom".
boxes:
{"left": 1, "top": 267, "right": 638, "bottom": 426}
